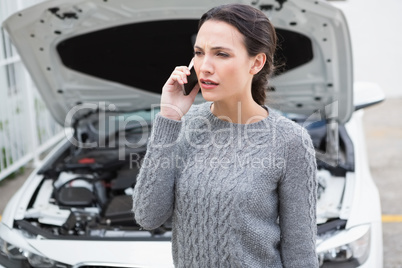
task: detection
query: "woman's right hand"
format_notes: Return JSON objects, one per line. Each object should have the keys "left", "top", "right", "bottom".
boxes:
{"left": 160, "top": 65, "right": 200, "bottom": 121}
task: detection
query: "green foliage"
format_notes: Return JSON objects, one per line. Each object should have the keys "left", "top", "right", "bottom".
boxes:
{"left": 0, "top": 147, "right": 13, "bottom": 171}
{"left": 1, "top": 147, "right": 7, "bottom": 169}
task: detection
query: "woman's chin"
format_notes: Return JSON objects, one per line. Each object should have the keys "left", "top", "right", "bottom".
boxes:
{"left": 200, "top": 90, "right": 220, "bottom": 102}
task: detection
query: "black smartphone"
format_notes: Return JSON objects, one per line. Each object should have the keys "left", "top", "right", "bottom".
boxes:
{"left": 182, "top": 59, "right": 198, "bottom": 96}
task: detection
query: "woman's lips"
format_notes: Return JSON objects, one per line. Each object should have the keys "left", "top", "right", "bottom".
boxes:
{"left": 200, "top": 79, "right": 219, "bottom": 89}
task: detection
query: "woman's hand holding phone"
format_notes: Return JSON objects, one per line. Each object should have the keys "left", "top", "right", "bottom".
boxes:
{"left": 160, "top": 59, "right": 200, "bottom": 121}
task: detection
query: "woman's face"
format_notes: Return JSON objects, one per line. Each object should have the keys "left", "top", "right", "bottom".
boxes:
{"left": 194, "top": 20, "right": 257, "bottom": 103}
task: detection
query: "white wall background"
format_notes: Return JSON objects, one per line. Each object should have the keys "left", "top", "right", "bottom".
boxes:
{"left": 332, "top": 0, "right": 402, "bottom": 98}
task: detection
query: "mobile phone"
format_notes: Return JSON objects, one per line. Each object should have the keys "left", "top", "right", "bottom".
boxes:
{"left": 182, "top": 59, "right": 198, "bottom": 96}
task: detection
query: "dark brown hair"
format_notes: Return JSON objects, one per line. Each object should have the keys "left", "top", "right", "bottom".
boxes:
{"left": 199, "top": 4, "right": 277, "bottom": 105}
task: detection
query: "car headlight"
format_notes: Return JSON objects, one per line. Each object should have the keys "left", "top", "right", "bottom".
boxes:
{"left": 317, "top": 224, "right": 371, "bottom": 267}
{"left": 0, "top": 236, "right": 71, "bottom": 268}
{"left": 317, "top": 225, "right": 371, "bottom": 268}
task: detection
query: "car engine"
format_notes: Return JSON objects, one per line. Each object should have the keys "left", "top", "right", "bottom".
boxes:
{"left": 22, "top": 147, "right": 173, "bottom": 238}
{"left": 18, "top": 111, "right": 173, "bottom": 239}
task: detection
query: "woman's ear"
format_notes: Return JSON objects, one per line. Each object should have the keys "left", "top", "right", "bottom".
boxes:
{"left": 250, "top": 53, "right": 267, "bottom": 75}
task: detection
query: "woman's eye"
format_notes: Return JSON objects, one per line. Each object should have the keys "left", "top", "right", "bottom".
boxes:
{"left": 217, "top": 52, "right": 229, "bottom": 57}
{"left": 194, "top": 51, "right": 202, "bottom": 56}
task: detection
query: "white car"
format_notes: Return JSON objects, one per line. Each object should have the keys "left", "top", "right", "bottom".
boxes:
{"left": 0, "top": 0, "right": 384, "bottom": 267}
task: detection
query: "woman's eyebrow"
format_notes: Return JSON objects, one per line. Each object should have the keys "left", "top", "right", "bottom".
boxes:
{"left": 194, "top": 45, "right": 234, "bottom": 52}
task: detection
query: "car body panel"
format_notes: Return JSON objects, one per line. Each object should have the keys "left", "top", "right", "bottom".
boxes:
{"left": 344, "top": 110, "right": 383, "bottom": 228}
{"left": 28, "top": 239, "right": 174, "bottom": 267}
{"left": 0, "top": 221, "right": 174, "bottom": 267}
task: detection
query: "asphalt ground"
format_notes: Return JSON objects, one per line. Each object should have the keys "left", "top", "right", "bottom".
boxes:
{"left": 0, "top": 97, "right": 401, "bottom": 267}
{"left": 362, "top": 97, "right": 402, "bottom": 268}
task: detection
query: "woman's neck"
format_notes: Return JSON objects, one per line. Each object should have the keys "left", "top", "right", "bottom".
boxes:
{"left": 211, "top": 99, "right": 268, "bottom": 124}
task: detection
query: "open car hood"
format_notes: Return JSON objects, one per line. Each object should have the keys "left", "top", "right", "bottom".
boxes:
{"left": 2, "top": 0, "right": 353, "bottom": 125}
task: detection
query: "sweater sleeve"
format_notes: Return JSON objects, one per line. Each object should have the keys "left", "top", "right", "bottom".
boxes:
{"left": 278, "top": 125, "right": 319, "bottom": 267}
{"left": 132, "top": 113, "right": 182, "bottom": 230}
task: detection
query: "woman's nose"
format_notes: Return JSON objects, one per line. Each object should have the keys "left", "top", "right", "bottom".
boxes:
{"left": 199, "top": 56, "right": 214, "bottom": 75}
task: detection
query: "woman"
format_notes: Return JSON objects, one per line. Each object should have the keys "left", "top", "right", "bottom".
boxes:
{"left": 133, "top": 4, "right": 318, "bottom": 267}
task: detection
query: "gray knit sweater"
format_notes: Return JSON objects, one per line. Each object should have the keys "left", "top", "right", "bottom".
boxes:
{"left": 132, "top": 102, "right": 318, "bottom": 267}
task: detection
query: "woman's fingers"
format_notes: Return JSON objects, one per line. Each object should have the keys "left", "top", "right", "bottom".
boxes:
{"left": 165, "top": 66, "right": 192, "bottom": 91}
{"left": 172, "top": 67, "right": 189, "bottom": 84}
{"left": 170, "top": 74, "right": 184, "bottom": 85}
{"left": 175, "top": 65, "right": 190, "bottom": 75}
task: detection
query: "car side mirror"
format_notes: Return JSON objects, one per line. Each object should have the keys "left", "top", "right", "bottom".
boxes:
{"left": 353, "top": 82, "right": 385, "bottom": 111}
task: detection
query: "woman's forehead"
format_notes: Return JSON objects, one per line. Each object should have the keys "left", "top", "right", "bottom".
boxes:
{"left": 195, "top": 20, "right": 244, "bottom": 50}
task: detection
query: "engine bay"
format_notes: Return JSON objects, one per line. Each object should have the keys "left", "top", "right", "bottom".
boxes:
{"left": 22, "top": 147, "right": 175, "bottom": 239}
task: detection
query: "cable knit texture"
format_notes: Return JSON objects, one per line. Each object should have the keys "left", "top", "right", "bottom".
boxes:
{"left": 132, "top": 102, "right": 318, "bottom": 267}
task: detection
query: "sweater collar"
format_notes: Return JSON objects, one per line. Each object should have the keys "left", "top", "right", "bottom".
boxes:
{"left": 199, "top": 102, "right": 278, "bottom": 129}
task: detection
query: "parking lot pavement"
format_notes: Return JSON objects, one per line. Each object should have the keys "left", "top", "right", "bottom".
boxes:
{"left": 0, "top": 97, "right": 401, "bottom": 266}
{"left": 363, "top": 97, "right": 402, "bottom": 268}
{"left": 363, "top": 97, "right": 402, "bottom": 215}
